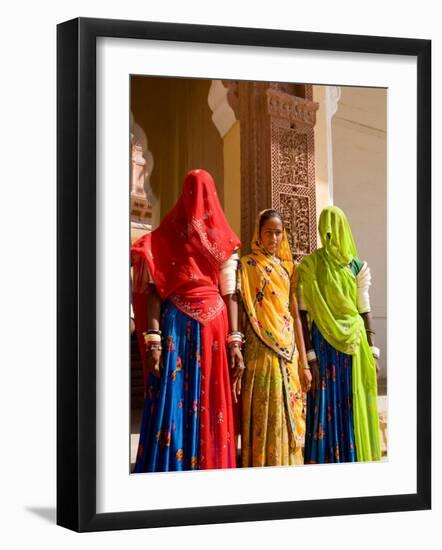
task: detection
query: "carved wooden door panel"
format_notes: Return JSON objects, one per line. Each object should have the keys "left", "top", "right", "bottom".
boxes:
{"left": 235, "top": 81, "right": 318, "bottom": 261}
{"left": 269, "top": 86, "right": 318, "bottom": 262}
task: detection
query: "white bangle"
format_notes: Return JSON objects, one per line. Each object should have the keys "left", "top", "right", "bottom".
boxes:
{"left": 306, "top": 349, "right": 317, "bottom": 362}
{"left": 370, "top": 346, "right": 380, "bottom": 359}
{"left": 227, "top": 332, "right": 244, "bottom": 345}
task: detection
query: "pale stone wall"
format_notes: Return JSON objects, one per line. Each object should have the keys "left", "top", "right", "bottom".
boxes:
{"left": 312, "top": 85, "right": 340, "bottom": 237}
{"left": 332, "top": 87, "right": 387, "bottom": 380}
{"left": 313, "top": 86, "right": 332, "bottom": 225}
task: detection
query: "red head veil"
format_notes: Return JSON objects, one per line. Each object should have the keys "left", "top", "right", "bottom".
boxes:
{"left": 131, "top": 169, "right": 240, "bottom": 369}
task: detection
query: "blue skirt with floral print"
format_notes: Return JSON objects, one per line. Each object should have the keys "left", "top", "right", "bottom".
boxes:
{"left": 304, "top": 323, "right": 356, "bottom": 464}
{"left": 134, "top": 301, "right": 201, "bottom": 472}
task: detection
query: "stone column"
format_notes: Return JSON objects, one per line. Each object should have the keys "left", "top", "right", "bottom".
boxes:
{"left": 237, "top": 81, "right": 273, "bottom": 253}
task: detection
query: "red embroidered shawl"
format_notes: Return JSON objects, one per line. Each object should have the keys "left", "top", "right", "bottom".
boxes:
{"left": 131, "top": 169, "right": 240, "bottom": 325}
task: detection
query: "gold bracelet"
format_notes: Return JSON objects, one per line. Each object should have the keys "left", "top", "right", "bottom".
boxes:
{"left": 301, "top": 364, "right": 311, "bottom": 370}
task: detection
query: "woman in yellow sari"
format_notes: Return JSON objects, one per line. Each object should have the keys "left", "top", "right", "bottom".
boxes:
{"left": 235, "top": 209, "right": 311, "bottom": 467}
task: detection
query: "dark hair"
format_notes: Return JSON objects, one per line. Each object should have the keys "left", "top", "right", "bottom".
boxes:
{"left": 259, "top": 209, "right": 283, "bottom": 233}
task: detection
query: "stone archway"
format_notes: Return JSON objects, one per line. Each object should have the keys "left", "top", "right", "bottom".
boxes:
{"left": 130, "top": 113, "right": 157, "bottom": 236}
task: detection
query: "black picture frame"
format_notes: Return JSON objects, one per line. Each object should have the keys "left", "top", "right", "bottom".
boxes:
{"left": 57, "top": 17, "right": 431, "bottom": 532}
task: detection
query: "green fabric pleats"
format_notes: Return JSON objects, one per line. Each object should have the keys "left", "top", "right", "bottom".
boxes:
{"left": 350, "top": 329, "right": 381, "bottom": 461}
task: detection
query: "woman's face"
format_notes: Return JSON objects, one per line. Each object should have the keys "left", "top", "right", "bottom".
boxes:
{"left": 260, "top": 216, "right": 283, "bottom": 255}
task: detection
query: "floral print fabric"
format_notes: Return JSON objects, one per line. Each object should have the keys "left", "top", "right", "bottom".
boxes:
{"left": 241, "top": 323, "right": 305, "bottom": 467}
{"left": 134, "top": 302, "right": 202, "bottom": 472}
{"left": 199, "top": 304, "right": 237, "bottom": 470}
{"left": 134, "top": 300, "right": 237, "bottom": 472}
{"left": 304, "top": 322, "right": 356, "bottom": 464}
{"left": 239, "top": 253, "right": 296, "bottom": 361}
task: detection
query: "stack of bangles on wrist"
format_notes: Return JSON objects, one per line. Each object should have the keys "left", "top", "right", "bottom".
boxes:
{"left": 370, "top": 346, "right": 380, "bottom": 360}
{"left": 227, "top": 331, "right": 245, "bottom": 349}
{"left": 143, "top": 329, "right": 162, "bottom": 352}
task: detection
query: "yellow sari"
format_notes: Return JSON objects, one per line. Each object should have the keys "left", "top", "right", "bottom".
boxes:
{"left": 239, "top": 213, "right": 305, "bottom": 467}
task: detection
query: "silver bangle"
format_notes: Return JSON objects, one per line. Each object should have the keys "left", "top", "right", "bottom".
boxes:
{"left": 306, "top": 349, "right": 317, "bottom": 362}
{"left": 370, "top": 345, "right": 380, "bottom": 359}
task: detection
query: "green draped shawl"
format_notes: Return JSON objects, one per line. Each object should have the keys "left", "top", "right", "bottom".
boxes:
{"left": 298, "top": 206, "right": 381, "bottom": 462}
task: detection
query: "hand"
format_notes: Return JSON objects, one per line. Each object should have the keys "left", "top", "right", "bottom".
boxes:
{"left": 146, "top": 348, "right": 162, "bottom": 379}
{"left": 228, "top": 343, "right": 244, "bottom": 370}
{"left": 228, "top": 343, "right": 245, "bottom": 404}
{"left": 232, "top": 364, "right": 245, "bottom": 404}
{"left": 300, "top": 367, "right": 312, "bottom": 393}
{"left": 130, "top": 318, "right": 136, "bottom": 335}
{"left": 308, "top": 358, "right": 320, "bottom": 398}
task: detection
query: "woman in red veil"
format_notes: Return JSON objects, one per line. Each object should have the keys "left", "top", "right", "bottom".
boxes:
{"left": 131, "top": 169, "right": 244, "bottom": 472}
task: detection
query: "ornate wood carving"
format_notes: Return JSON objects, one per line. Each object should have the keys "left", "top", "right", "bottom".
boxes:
{"left": 267, "top": 87, "right": 318, "bottom": 130}
{"left": 237, "top": 83, "right": 319, "bottom": 260}
{"left": 269, "top": 87, "right": 319, "bottom": 261}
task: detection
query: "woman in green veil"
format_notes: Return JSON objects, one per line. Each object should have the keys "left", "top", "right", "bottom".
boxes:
{"left": 298, "top": 206, "right": 381, "bottom": 463}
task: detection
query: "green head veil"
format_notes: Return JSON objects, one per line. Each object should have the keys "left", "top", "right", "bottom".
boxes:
{"left": 318, "top": 205, "right": 358, "bottom": 266}
{"left": 298, "top": 206, "right": 381, "bottom": 462}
